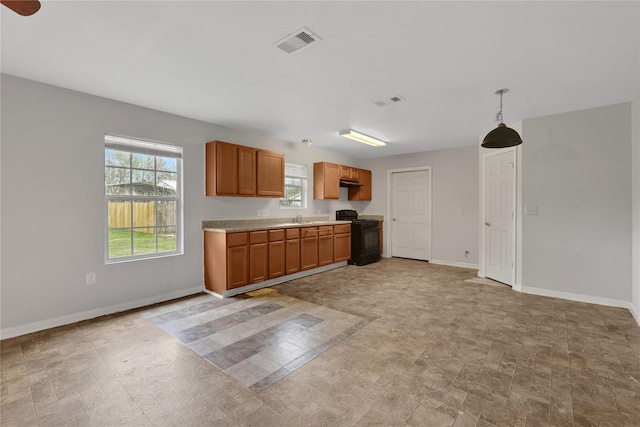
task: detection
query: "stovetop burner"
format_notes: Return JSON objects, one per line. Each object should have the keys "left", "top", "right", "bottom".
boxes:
{"left": 335, "top": 209, "right": 358, "bottom": 221}
{"left": 336, "top": 209, "right": 378, "bottom": 227}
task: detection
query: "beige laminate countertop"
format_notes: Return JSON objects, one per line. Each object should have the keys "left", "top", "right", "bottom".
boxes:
{"left": 202, "top": 217, "right": 351, "bottom": 233}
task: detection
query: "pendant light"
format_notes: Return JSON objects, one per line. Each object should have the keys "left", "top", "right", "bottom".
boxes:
{"left": 481, "top": 89, "right": 523, "bottom": 148}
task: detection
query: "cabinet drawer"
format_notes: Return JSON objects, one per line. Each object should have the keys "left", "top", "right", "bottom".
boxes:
{"left": 250, "top": 230, "right": 268, "bottom": 244}
{"left": 334, "top": 224, "right": 351, "bottom": 234}
{"left": 286, "top": 228, "right": 300, "bottom": 239}
{"left": 318, "top": 226, "right": 334, "bottom": 236}
{"left": 227, "top": 232, "right": 248, "bottom": 247}
{"left": 269, "top": 229, "right": 285, "bottom": 241}
{"left": 301, "top": 227, "right": 318, "bottom": 237}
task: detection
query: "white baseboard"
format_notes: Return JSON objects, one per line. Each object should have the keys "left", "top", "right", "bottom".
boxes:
{"left": 429, "top": 259, "right": 479, "bottom": 270}
{"left": 630, "top": 303, "right": 640, "bottom": 326}
{"left": 0, "top": 286, "right": 203, "bottom": 340}
{"left": 520, "top": 285, "right": 639, "bottom": 326}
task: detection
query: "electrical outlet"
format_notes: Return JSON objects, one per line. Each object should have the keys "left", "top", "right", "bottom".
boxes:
{"left": 262, "top": 209, "right": 269, "bottom": 217}
{"left": 86, "top": 272, "right": 96, "bottom": 285}
{"left": 257, "top": 209, "right": 262, "bottom": 217}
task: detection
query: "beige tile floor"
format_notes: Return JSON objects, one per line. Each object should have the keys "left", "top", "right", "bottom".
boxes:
{"left": 2, "top": 258, "right": 640, "bottom": 426}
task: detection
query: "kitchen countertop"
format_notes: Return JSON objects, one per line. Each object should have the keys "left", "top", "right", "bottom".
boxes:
{"left": 202, "top": 216, "right": 351, "bottom": 233}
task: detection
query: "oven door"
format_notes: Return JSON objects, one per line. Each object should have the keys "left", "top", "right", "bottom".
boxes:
{"left": 350, "top": 222, "right": 380, "bottom": 266}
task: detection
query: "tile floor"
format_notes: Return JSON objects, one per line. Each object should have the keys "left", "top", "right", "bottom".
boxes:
{"left": 2, "top": 258, "right": 640, "bottom": 426}
{"left": 142, "top": 290, "right": 369, "bottom": 391}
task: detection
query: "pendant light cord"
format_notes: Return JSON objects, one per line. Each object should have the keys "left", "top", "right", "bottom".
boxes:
{"left": 495, "top": 91, "right": 504, "bottom": 124}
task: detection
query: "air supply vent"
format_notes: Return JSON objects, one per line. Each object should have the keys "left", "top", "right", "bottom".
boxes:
{"left": 275, "top": 27, "right": 321, "bottom": 55}
{"left": 374, "top": 95, "right": 406, "bottom": 107}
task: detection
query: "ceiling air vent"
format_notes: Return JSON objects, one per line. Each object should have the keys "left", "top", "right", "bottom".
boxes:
{"left": 374, "top": 95, "right": 406, "bottom": 107}
{"left": 275, "top": 27, "right": 321, "bottom": 55}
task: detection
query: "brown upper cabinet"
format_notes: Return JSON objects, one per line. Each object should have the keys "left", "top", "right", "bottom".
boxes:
{"left": 207, "top": 141, "right": 238, "bottom": 196}
{"left": 256, "top": 150, "right": 285, "bottom": 197}
{"left": 339, "top": 165, "right": 360, "bottom": 182}
{"left": 314, "top": 162, "right": 372, "bottom": 201}
{"left": 313, "top": 162, "right": 340, "bottom": 200}
{"left": 238, "top": 146, "right": 257, "bottom": 195}
{"left": 348, "top": 169, "right": 372, "bottom": 201}
{"left": 206, "top": 140, "right": 284, "bottom": 198}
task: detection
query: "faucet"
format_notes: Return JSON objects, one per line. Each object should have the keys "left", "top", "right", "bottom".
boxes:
{"left": 295, "top": 213, "right": 303, "bottom": 223}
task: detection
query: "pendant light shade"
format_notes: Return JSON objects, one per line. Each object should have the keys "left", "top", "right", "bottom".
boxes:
{"left": 482, "top": 123, "right": 523, "bottom": 148}
{"left": 481, "top": 89, "right": 523, "bottom": 149}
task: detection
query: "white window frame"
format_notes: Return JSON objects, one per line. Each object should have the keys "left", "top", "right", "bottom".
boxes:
{"left": 104, "top": 134, "right": 183, "bottom": 263}
{"left": 280, "top": 162, "right": 307, "bottom": 209}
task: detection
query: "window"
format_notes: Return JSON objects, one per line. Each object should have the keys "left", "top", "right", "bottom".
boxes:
{"left": 104, "top": 134, "right": 182, "bottom": 262}
{"left": 280, "top": 163, "right": 307, "bottom": 209}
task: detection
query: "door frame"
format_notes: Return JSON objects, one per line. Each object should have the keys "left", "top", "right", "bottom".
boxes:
{"left": 479, "top": 146, "right": 521, "bottom": 290}
{"left": 386, "top": 166, "right": 432, "bottom": 259}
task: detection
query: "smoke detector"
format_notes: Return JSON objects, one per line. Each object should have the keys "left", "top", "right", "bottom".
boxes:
{"left": 275, "top": 27, "right": 321, "bottom": 55}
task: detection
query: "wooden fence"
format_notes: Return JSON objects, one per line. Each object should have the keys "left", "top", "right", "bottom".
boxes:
{"left": 108, "top": 201, "right": 175, "bottom": 234}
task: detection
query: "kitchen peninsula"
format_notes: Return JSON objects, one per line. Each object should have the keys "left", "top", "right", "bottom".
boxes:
{"left": 203, "top": 217, "right": 351, "bottom": 297}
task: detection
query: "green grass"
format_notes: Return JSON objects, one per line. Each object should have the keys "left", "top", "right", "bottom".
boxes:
{"left": 108, "top": 229, "right": 176, "bottom": 258}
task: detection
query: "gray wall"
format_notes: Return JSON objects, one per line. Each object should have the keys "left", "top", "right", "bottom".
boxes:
{"left": 361, "top": 146, "right": 479, "bottom": 265}
{"left": 520, "top": 103, "right": 632, "bottom": 302}
{"left": 632, "top": 93, "right": 640, "bottom": 321}
{"left": 0, "top": 75, "right": 360, "bottom": 335}
{"left": 2, "top": 74, "right": 637, "bottom": 335}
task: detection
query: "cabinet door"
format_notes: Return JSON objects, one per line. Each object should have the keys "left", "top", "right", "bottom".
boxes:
{"left": 334, "top": 231, "right": 351, "bottom": 262}
{"left": 313, "top": 162, "right": 340, "bottom": 200}
{"left": 339, "top": 165, "right": 351, "bottom": 179}
{"left": 250, "top": 243, "right": 268, "bottom": 283}
{"left": 206, "top": 141, "right": 238, "bottom": 196}
{"left": 300, "top": 227, "right": 319, "bottom": 270}
{"left": 256, "top": 150, "right": 284, "bottom": 197}
{"left": 349, "top": 167, "right": 360, "bottom": 182}
{"left": 227, "top": 245, "right": 249, "bottom": 289}
{"left": 318, "top": 234, "right": 334, "bottom": 266}
{"left": 359, "top": 169, "right": 372, "bottom": 200}
{"left": 238, "top": 146, "right": 256, "bottom": 195}
{"left": 269, "top": 240, "right": 285, "bottom": 279}
{"left": 285, "top": 238, "right": 300, "bottom": 274}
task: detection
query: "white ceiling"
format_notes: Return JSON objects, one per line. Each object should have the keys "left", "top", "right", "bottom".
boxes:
{"left": 2, "top": 1, "right": 638, "bottom": 159}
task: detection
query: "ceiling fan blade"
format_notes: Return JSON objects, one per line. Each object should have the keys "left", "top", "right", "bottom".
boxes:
{"left": 1, "top": 0, "right": 41, "bottom": 16}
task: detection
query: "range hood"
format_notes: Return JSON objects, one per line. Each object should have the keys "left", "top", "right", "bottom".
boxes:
{"left": 339, "top": 178, "right": 363, "bottom": 187}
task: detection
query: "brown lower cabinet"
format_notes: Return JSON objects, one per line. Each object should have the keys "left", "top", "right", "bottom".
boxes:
{"left": 333, "top": 224, "right": 351, "bottom": 262}
{"left": 300, "top": 227, "right": 319, "bottom": 270}
{"left": 204, "top": 231, "right": 248, "bottom": 295}
{"left": 204, "top": 224, "right": 351, "bottom": 294}
{"left": 318, "top": 226, "right": 334, "bottom": 266}
{"left": 249, "top": 231, "right": 268, "bottom": 283}
{"left": 268, "top": 229, "right": 285, "bottom": 279}
{"left": 285, "top": 228, "right": 300, "bottom": 275}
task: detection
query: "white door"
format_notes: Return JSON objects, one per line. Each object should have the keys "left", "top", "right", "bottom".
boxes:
{"left": 483, "top": 150, "right": 515, "bottom": 285}
{"left": 391, "top": 169, "right": 431, "bottom": 260}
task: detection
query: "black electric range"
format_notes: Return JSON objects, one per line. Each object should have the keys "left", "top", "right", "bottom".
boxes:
{"left": 335, "top": 210, "right": 380, "bottom": 266}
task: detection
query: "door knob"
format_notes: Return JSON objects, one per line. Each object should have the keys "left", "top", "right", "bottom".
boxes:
{"left": 485, "top": 222, "right": 491, "bottom": 226}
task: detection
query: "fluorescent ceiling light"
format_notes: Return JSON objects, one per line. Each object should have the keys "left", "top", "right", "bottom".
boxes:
{"left": 339, "top": 129, "right": 387, "bottom": 147}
